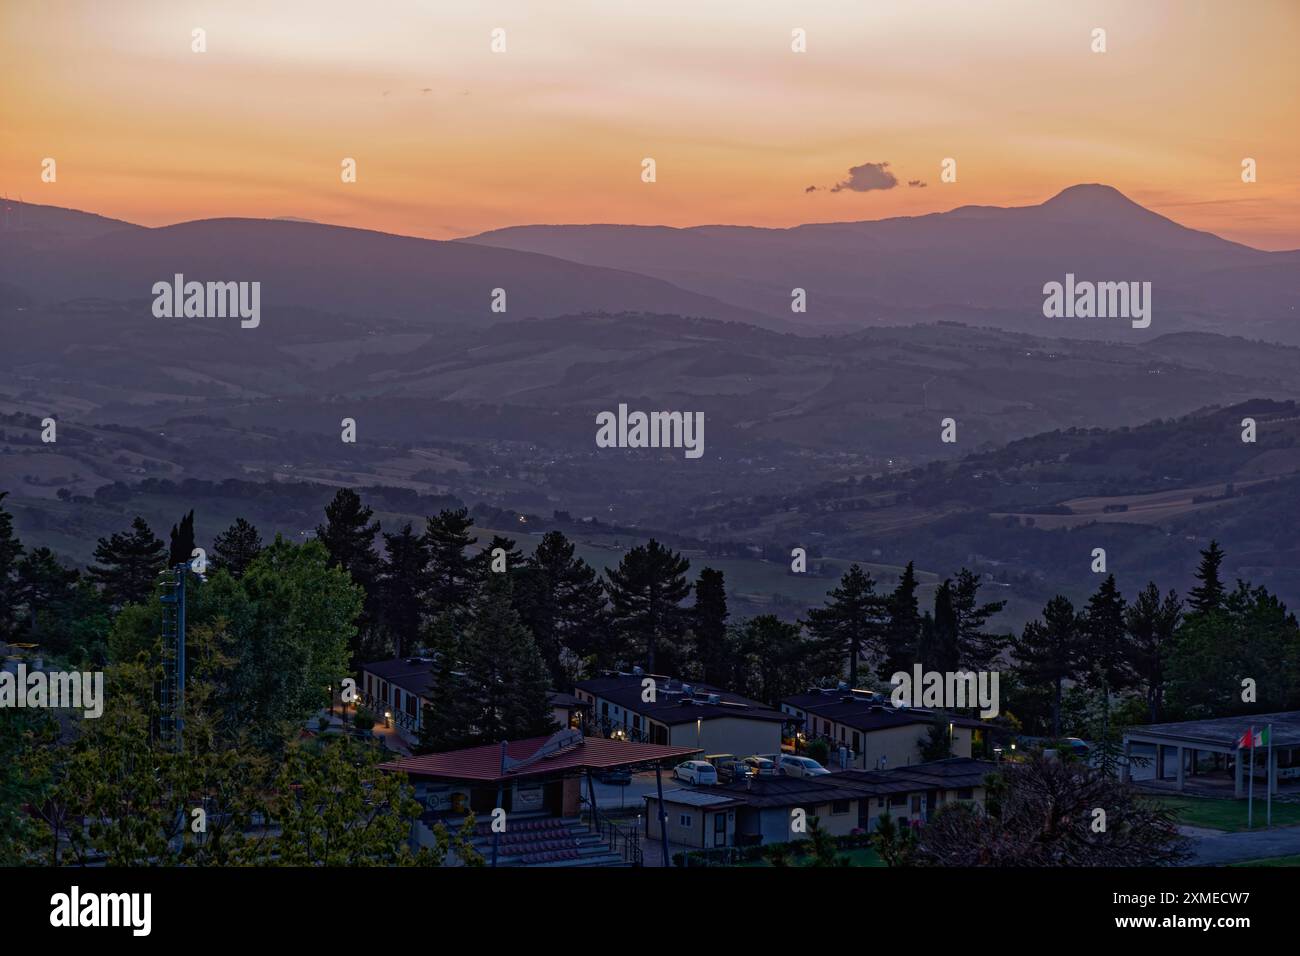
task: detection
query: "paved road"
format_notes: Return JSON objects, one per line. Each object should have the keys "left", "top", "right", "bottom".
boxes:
{"left": 1184, "top": 824, "right": 1300, "bottom": 864}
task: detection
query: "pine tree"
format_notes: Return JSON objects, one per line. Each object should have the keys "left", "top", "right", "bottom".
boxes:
{"left": 460, "top": 577, "right": 556, "bottom": 745}
{"left": 733, "top": 615, "right": 817, "bottom": 706}
{"left": 379, "top": 523, "right": 430, "bottom": 659}
{"left": 211, "top": 518, "right": 263, "bottom": 579}
{"left": 804, "top": 564, "right": 886, "bottom": 686}
{"left": 316, "top": 489, "right": 381, "bottom": 590}
{"left": 1125, "top": 582, "right": 1181, "bottom": 722}
{"left": 422, "top": 508, "right": 479, "bottom": 627}
{"left": 416, "top": 616, "right": 478, "bottom": 754}
{"left": 15, "top": 547, "right": 79, "bottom": 643}
{"left": 950, "top": 568, "right": 1008, "bottom": 670}
{"left": 89, "top": 516, "right": 166, "bottom": 609}
{"left": 1081, "top": 574, "right": 1132, "bottom": 760}
{"left": 691, "top": 568, "right": 729, "bottom": 685}
{"left": 474, "top": 534, "right": 524, "bottom": 582}
{"left": 1187, "top": 540, "right": 1226, "bottom": 614}
{"left": 513, "top": 531, "right": 608, "bottom": 686}
{"left": 605, "top": 539, "right": 692, "bottom": 673}
{"left": 316, "top": 489, "right": 381, "bottom": 662}
{"left": 1010, "top": 595, "right": 1083, "bottom": 737}
{"left": 879, "top": 562, "right": 921, "bottom": 679}
{"left": 917, "top": 581, "right": 960, "bottom": 674}
{"left": 168, "top": 509, "right": 196, "bottom": 567}
{"left": 0, "top": 492, "right": 23, "bottom": 641}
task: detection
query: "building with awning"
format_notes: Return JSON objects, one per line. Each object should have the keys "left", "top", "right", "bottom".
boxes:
{"left": 1121, "top": 711, "right": 1300, "bottom": 797}
{"left": 380, "top": 730, "right": 702, "bottom": 866}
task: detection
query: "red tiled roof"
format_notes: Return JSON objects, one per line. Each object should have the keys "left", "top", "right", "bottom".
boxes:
{"left": 379, "top": 735, "right": 702, "bottom": 782}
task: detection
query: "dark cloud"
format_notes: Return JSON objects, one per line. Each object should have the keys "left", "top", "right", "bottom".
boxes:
{"left": 829, "top": 161, "right": 898, "bottom": 193}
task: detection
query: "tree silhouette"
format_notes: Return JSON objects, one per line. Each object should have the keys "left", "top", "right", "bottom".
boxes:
{"left": 211, "top": 517, "right": 263, "bottom": 579}
{"left": 691, "top": 567, "right": 730, "bottom": 685}
{"left": 1011, "top": 595, "right": 1083, "bottom": 737}
{"left": 805, "top": 564, "right": 886, "bottom": 686}
{"left": 89, "top": 516, "right": 166, "bottom": 609}
{"left": 605, "top": 539, "right": 691, "bottom": 672}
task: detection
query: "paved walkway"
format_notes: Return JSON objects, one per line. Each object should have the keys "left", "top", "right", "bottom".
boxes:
{"left": 1183, "top": 824, "right": 1300, "bottom": 864}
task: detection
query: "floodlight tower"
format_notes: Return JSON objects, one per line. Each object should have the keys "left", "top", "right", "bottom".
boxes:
{"left": 158, "top": 564, "right": 189, "bottom": 751}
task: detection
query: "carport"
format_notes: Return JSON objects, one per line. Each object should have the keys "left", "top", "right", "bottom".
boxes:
{"left": 1121, "top": 711, "right": 1300, "bottom": 797}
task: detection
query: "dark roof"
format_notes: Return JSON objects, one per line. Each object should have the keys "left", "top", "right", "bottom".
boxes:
{"left": 651, "top": 775, "right": 866, "bottom": 809}
{"left": 828, "top": 758, "right": 994, "bottom": 796}
{"left": 361, "top": 657, "right": 439, "bottom": 698}
{"left": 380, "top": 734, "right": 701, "bottom": 783}
{"left": 782, "top": 692, "right": 985, "bottom": 733}
{"left": 576, "top": 673, "right": 790, "bottom": 726}
{"left": 1124, "top": 711, "right": 1300, "bottom": 748}
{"left": 547, "top": 691, "right": 586, "bottom": 709}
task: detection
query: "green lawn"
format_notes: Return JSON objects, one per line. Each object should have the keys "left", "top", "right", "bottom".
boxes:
{"left": 1153, "top": 795, "right": 1300, "bottom": 832}
{"left": 1230, "top": 854, "right": 1300, "bottom": 867}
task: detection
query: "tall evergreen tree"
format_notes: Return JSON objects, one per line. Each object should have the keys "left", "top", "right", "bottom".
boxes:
{"left": 315, "top": 489, "right": 381, "bottom": 590}
{"left": 879, "top": 561, "right": 921, "bottom": 679}
{"left": 459, "top": 577, "right": 556, "bottom": 745}
{"left": 805, "top": 564, "right": 887, "bottom": 686}
{"left": 89, "top": 516, "right": 166, "bottom": 609}
{"left": 316, "top": 489, "right": 381, "bottom": 662}
{"left": 1187, "top": 540, "right": 1227, "bottom": 614}
{"left": 917, "top": 581, "right": 960, "bottom": 674}
{"left": 474, "top": 534, "right": 524, "bottom": 582}
{"left": 416, "top": 616, "right": 477, "bottom": 754}
{"left": 1080, "top": 574, "right": 1132, "bottom": 755}
{"left": 168, "top": 509, "right": 196, "bottom": 567}
{"left": 379, "top": 523, "right": 430, "bottom": 659}
{"left": 211, "top": 517, "right": 263, "bottom": 579}
{"left": 605, "top": 539, "right": 692, "bottom": 673}
{"left": 950, "top": 568, "right": 1009, "bottom": 669}
{"left": 1010, "top": 595, "right": 1083, "bottom": 737}
{"left": 422, "top": 508, "right": 479, "bottom": 627}
{"left": 691, "top": 568, "right": 730, "bottom": 685}
{"left": 732, "top": 615, "right": 817, "bottom": 706}
{"left": 513, "top": 531, "right": 608, "bottom": 686}
{"left": 1125, "top": 582, "right": 1182, "bottom": 722}
{"left": 15, "top": 547, "right": 79, "bottom": 641}
{"left": 0, "top": 492, "right": 23, "bottom": 641}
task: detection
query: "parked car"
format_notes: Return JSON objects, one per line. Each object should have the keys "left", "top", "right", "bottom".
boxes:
{"left": 1062, "top": 737, "right": 1091, "bottom": 757}
{"left": 673, "top": 760, "right": 718, "bottom": 785}
{"left": 777, "top": 755, "right": 830, "bottom": 778}
{"left": 594, "top": 767, "right": 632, "bottom": 785}
{"left": 715, "top": 757, "right": 753, "bottom": 781}
{"left": 744, "top": 756, "right": 777, "bottom": 776}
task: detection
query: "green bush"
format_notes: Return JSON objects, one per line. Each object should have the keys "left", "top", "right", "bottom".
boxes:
{"left": 353, "top": 707, "right": 376, "bottom": 731}
{"left": 804, "top": 737, "right": 831, "bottom": 766}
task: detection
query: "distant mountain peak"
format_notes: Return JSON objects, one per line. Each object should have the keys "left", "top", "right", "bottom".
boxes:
{"left": 1040, "top": 183, "right": 1147, "bottom": 215}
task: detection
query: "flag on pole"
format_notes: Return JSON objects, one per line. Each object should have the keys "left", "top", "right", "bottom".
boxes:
{"left": 1239, "top": 726, "right": 1258, "bottom": 828}
{"left": 1267, "top": 723, "right": 1274, "bottom": 828}
{"left": 1256, "top": 727, "right": 1270, "bottom": 748}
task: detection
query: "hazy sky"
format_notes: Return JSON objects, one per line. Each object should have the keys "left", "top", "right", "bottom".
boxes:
{"left": 2, "top": 0, "right": 1297, "bottom": 248}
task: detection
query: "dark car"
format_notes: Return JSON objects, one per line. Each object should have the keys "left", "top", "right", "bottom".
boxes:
{"left": 594, "top": 768, "right": 632, "bottom": 785}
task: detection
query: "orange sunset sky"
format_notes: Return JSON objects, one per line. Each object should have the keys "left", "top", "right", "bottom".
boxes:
{"left": 2, "top": 0, "right": 1298, "bottom": 248}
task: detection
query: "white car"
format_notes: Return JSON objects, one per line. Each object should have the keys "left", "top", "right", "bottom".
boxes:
{"left": 674, "top": 760, "right": 718, "bottom": 785}
{"left": 778, "top": 755, "right": 830, "bottom": 778}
